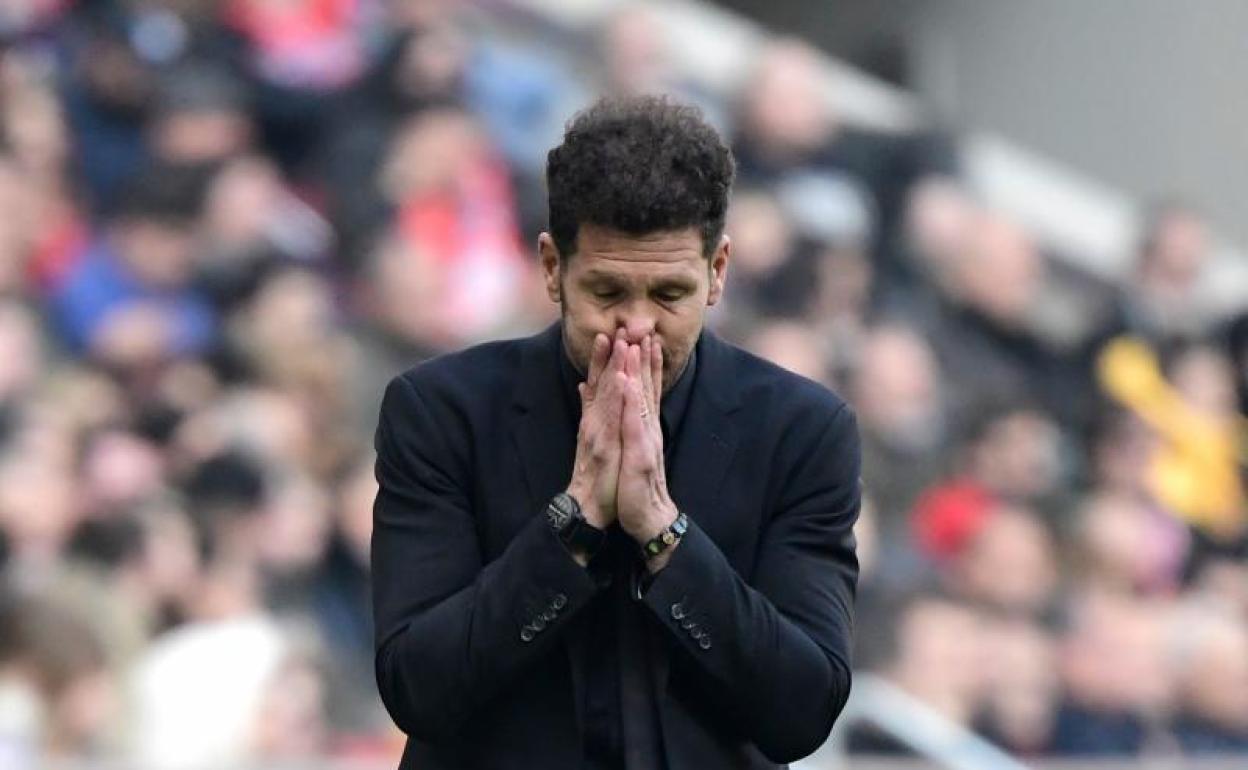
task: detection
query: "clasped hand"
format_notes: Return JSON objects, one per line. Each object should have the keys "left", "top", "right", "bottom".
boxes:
{"left": 566, "top": 329, "right": 679, "bottom": 563}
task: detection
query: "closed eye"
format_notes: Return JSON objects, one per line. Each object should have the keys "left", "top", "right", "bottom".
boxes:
{"left": 655, "top": 290, "right": 687, "bottom": 302}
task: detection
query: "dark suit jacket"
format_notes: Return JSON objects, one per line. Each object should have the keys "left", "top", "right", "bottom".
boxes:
{"left": 372, "top": 322, "right": 860, "bottom": 769}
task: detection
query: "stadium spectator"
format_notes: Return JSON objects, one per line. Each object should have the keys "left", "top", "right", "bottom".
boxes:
{"left": 0, "top": 1, "right": 1242, "bottom": 766}
{"left": 50, "top": 164, "right": 216, "bottom": 365}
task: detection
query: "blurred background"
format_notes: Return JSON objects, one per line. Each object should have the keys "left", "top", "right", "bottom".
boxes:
{"left": 0, "top": 0, "right": 1245, "bottom": 768}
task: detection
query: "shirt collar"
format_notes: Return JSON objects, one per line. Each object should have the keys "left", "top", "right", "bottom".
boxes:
{"left": 659, "top": 346, "right": 696, "bottom": 448}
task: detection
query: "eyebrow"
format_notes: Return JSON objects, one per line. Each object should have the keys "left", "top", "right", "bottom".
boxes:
{"left": 579, "top": 270, "right": 697, "bottom": 288}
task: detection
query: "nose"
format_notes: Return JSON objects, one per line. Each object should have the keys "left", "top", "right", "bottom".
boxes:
{"left": 615, "top": 307, "right": 656, "bottom": 345}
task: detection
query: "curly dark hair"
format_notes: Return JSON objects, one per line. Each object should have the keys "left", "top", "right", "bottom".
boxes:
{"left": 546, "top": 94, "right": 735, "bottom": 260}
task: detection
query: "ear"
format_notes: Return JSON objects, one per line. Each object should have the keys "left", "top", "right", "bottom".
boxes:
{"left": 538, "top": 232, "right": 562, "bottom": 303}
{"left": 706, "top": 234, "right": 730, "bottom": 307}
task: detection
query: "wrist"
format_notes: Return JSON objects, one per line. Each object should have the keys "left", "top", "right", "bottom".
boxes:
{"left": 565, "top": 484, "right": 607, "bottom": 529}
{"left": 632, "top": 501, "right": 679, "bottom": 544}
{"left": 565, "top": 480, "right": 589, "bottom": 506}
{"left": 645, "top": 547, "right": 675, "bottom": 575}
{"left": 548, "top": 492, "right": 607, "bottom": 562}
{"left": 637, "top": 507, "right": 686, "bottom": 565}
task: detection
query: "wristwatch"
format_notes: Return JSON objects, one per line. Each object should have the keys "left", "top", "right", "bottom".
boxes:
{"left": 546, "top": 492, "right": 607, "bottom": 559}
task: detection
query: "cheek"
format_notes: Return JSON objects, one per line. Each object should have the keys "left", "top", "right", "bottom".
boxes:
{"left": 563, "top": 299, "right": 612, "bottom": 340}
{"left": 658, "top": 337, "right": 693, "bottom": 378}
{"left": 659, "top": 311, "right": 699, "bottom": 343}
{"left": 560, "top": 304, "right": 609, "bottom": 369}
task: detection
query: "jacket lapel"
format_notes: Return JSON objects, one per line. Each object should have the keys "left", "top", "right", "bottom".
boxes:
{"left": 510, "top": 322, "right": 577, "bottom": 515}
{"left": 666, "top": 329, "right": 742, "bottom": 540}
{"left": 508, "top": 323, "right": 593, "bottom": 736}
{"left": 648, "top": 329, "right": 742, "bottom": 698}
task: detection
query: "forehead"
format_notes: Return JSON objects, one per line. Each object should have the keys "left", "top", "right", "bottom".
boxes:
{"left": 569, "top": 224, "right": 704, "bottom": 278}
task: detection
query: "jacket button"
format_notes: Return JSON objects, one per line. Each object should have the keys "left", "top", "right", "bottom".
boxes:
{"left": 532, "top": 616, "right": 547, "bottom": 631}
{"left": 540, "top": 609, "right": 557, "bottom": 623}
{"left": 552, "top": 593, "right": 568, "bottom": 610}
{"left": 690, "top": 627, "right": 704, "bottom": 640}
{"left": 520, "top": 626, "right": 535, "bottom": 642}
{"left": 698, "top": 636, "right": 712, "bottom": 650}
{"left": 670, "top": 603, "right": 685, "bottom": 620}
{"left": 680, "top": 618, "right": 696, "bottom": 630}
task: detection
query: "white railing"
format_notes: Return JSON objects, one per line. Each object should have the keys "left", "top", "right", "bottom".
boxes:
{"left": 798, "top": 674, "right": 1032, "bottom": 770}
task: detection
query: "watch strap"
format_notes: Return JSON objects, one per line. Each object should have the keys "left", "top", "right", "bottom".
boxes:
{"left": 547, "top": 493, "right": 607, "bottom": 558}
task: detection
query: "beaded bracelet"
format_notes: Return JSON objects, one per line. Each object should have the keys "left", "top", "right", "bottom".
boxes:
{"left": 641, "top": 511, "right": 688, "bottom": 561}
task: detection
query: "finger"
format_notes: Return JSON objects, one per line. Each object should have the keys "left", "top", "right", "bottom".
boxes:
{"left": 650, "top": 336, "right": 663, "bottom": 410}
{"left": 624, "top": 346, "right": 656, "bottom": 435}
{"left": 586, "top": 333, "right": 609, "bottom": 391}
{"left": 605, "top": 370, "right": 628, "bottom": 438}
{"left": 599, "top": 337, "right": 628, "bottom": 407}
{"left": 623, "top": 346, "right": 643, "bottom": 420}
{"left": 595, "top": 340, "right": 621, "bottom": 406}
{"left": 640, "top": 336, "right": 654, "bottom": 413}
{"left": 578, "top": 382, "right": 596, "bottom": 410}
{"left": 639, "top": 368, "right": 660, "bottom": 440}
{"left": 626, "top": 343, "right": 641, "bottom": 380}
{"left": 609, "top": 334, "right": 629, "bottom": 375}
{"left": 621, "top": 369, "right": 643, "bottom": 450}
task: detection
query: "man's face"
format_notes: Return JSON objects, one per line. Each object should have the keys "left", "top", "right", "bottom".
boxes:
{"left": 115, "top": 219, "right": 196, "bottom": 288}
{"left": 540, "top": 223, "right": 729, "bottom": 394}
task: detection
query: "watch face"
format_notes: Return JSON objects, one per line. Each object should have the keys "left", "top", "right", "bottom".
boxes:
{"left": 547, "top": 504, "right": 571, "bottom": 530}
{"left": 550, "top": 492, "right": 579, "bottom": 518}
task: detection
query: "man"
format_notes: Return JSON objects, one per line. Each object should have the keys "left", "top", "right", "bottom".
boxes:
{"left": 372, "top": 96, "right": 860, "bottom": 769}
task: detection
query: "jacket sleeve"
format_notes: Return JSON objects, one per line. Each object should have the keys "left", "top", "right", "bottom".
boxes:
{"left": 371, "top": 372, "right": 601, "bottom": 741}
{"left": 640, "top": 401, "right": 861, "bottom": 763}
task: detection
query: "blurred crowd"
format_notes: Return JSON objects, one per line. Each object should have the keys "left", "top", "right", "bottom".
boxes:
{"left": 0, "top": 0, "right": 1245, "bottom": 767}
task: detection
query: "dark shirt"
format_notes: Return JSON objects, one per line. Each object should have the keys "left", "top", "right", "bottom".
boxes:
{"left": 1172, "top": 715, "right": 1248, "bottom": 755}
{"left": 1049, "top": 702, "right": 1146, "bottom": 756}
{"left": 557, "top": 329, "right": 697, "bottom": 769}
